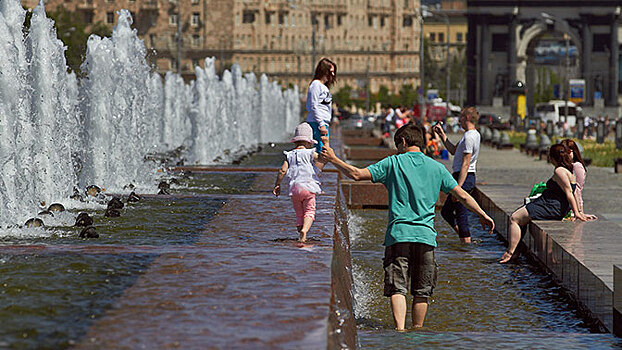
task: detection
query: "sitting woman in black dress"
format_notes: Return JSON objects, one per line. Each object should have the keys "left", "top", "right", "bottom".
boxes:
{"left": 499, "top": 143, "right": 597, "bottom": 263}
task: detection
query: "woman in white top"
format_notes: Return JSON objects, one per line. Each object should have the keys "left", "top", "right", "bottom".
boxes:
{"left": 306, "top": 57, "right": 337, "bottom": 152}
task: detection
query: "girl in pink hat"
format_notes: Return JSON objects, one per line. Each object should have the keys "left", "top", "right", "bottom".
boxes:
{"left": 273, "top": 123, "right": 327, "bottom": 244}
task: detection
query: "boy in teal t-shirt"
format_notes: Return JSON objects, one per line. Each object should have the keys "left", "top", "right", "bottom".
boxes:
{"left": 367, "top": 151, "right": 458, "bottom": 248}
{"left": 321, "top": 123, "right": 494, "bottom": 331}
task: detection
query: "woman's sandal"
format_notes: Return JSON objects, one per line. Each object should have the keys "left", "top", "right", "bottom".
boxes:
{"left": 498, "top": 250, "right": 517, "bottom": 264}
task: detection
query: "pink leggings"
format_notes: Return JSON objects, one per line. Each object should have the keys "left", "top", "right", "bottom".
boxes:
{"left": 291, "top": 186, "right": 316, "bottom": 226}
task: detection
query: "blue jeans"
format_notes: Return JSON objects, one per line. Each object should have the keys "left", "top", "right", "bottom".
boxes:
{"left": 441, "top": 172, "right": 476, "bottom": 238}
{"left": 307, "top": 121, "right": 329, "bottom": 152}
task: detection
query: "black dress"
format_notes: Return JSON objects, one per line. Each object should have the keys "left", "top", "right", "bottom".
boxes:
{"left": 525, "top": 178, "right": 576, "bottom": 220}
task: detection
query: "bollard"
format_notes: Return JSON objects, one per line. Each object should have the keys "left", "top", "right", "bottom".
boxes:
{"left": 596, "top": 119, "right": 605, "bottom": 144}
{"left": 525, "top": 129, "right": 538, "bottom": 154}
{"left": 616, "top": 118, "right": 622, "bottom": 150}
{"left": 498, "top": 132, "right": 514, "bottom": 150}
{"left": 577, "top": 116, "right": 585, "bottom": 140}
{"left": 483, "top": 127, "right": 493, "bottom": 144}
{"left": 491, "top": 129, "right": 501, "bottom": 146}
{"left": 538, "top": 134, "right": 551, "bottom": 160}
{"left": 546, "top": 120, "right": 554, "bottom": 136}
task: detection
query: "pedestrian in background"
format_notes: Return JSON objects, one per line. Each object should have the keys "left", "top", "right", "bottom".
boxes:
{"left": 433, "top": 107, "right": 481, "bottom": 243}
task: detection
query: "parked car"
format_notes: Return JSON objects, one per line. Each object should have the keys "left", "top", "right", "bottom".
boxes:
{"left": 478, "top": 113, "right": 509, "bottom": 130}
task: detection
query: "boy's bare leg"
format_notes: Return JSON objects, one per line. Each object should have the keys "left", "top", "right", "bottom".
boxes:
{"left": 390, "top": 294, "right": 407, "bottom": 331}
{"left": 411, "top": 297, "right": 428, "bottom": 328}
{"left": 299, "top": 217, "right": 313, "bottom": 242}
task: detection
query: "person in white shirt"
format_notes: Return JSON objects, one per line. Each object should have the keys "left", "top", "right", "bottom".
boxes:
{"left": 383, "top": 106, "right": 395, "bottom": 134}
{"left": 433, "top": 107, "right": 481, "bottom": 243}
{"left": 306, "top": 58, "right": 336, "bottom": 152}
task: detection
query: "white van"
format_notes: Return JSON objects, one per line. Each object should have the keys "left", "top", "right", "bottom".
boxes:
{"left": 535, "top": 100, "right": 581, "bottom": 127}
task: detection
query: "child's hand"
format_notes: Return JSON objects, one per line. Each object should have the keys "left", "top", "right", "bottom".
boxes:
{"left": 273, "top": 185, "right": 281, "bottom": 197}
{"left": 320, "top": 135, "right": 330, "bottom": 147}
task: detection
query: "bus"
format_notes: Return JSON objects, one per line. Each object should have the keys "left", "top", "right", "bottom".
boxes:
{"left": 535, "top": 100, "right": 581, "bottom": 127}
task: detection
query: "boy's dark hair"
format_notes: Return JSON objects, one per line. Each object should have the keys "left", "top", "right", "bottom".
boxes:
{"left": 394, "top": 122, "right": 425, "bottom": 149}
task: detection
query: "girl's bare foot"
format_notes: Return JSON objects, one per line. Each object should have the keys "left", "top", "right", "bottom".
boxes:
{"left": 498, "top": 250, "right": 516, "bottom": 264}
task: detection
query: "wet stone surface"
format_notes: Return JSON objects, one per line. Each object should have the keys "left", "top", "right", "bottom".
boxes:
{"left": 0, "top": 143, "right": 339, "bottom": 349}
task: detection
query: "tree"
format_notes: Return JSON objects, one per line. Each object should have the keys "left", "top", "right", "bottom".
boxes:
{"left": 46, "top": 6, "right": 111, "bottom": 75}
{"left": 399, "top": 84, "right": 418, "bottom": 107}
{"left": 333, "top": 84, "right": 353, "bottom": 107}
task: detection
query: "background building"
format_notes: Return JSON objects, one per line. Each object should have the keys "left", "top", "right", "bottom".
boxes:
{"left": 24, "top": 0, "right": 424, "bottom": 95}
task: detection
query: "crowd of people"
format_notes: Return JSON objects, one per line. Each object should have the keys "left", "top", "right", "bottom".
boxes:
{"left": 272, "top": 57, "right": 597, "bottom": 331}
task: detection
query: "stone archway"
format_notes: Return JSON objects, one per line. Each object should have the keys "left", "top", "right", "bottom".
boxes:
{"left": 515, "top": 21, "right": 582, "bottom": 85}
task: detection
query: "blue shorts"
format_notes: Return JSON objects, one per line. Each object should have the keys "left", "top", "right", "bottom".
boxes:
{"left": 307, "top": 121, "right": 329, "bottom": 153}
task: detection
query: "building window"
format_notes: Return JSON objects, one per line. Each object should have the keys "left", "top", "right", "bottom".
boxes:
{"left": 402, "top": 15, "right": 412, "bottom": 27}
{"left": 83, "top": 11, "right": 94, "bottom": 24}
{"left": 265, "top": 11, "right": 272, "bottom": 24}
{"left": 169, "top": 13, "right": 178, "bottom": 26}
{"left": 278, "top": 12, "right": 285, "bottom": 25}
{"left": 491, "top": 33, "right": 509, "bottom": 52}
{"left": 170, "top": 58, "right": 178, "bottom": 71}
{"left": 191, "top": 12, "right": 200, "bottom": 26}
{"left": 192, "top": 34, "right": 200, "bottom": 47}
{"left": 430, "top": 33, "right": 436, "bottom": 42}
{"left": 242, "top": 10, "right": 256, "bottom": 24}
{"left": 337, "top": 14, "right": 342, "bottom": 26}
{"left": 368, "top": 15, "right": 373, "bottom": 27}
{"left": 438, "top": 32, "right": 444, "bottom": 42}
{"left": 456, "top": 32, "right": 463, "bottom": 42}
{"left": 593, "top": 33, "right": 611, "bottom": 52}
{"left": 106, "top": 11, "right": 114, "bottom": 24}
{"left": 380, "top": 16, "right": 385, "bottom": 27}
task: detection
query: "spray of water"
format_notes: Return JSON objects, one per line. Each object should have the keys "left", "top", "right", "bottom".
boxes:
{"left": 0, "top": 2, "right": 300, "bottom": 228}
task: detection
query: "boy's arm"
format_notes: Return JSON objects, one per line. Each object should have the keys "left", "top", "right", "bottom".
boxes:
{"left": 321, "top": 144, "right": 371, "bottom": 181}
{"left": 273, "top": 160, "right": 288, "bottom": 196}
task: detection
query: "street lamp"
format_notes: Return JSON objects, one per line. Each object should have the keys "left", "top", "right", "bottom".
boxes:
{"left": 423, "top": 6, "right": 451, "bottom": 120}
{"left": 418, "top": 5, "right": 432, "bottom": 120}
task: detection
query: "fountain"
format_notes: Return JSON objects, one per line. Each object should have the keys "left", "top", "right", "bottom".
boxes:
{"left": 0, "top": 0, "right": 300, "bottom": 228}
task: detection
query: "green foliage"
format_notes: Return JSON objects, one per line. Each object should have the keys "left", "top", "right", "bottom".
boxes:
{"left": 333, "top": 84, "right": 353, "bottom": 107}
{"left": 533, "top": 68, "right": 560, "bottom": 104}
{"left": 398, "top": 84, "right": 417, "bottom": 107}
{"left": 46, "top": 6, "right": 111, "bottom": 75}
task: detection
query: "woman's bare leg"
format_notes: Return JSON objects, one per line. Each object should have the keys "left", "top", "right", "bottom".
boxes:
{"left": 500, "top": 206, "right": 530, "bottom": 263}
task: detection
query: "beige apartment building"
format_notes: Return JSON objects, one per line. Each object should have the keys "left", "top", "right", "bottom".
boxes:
{"left": 23, "top": 0, "right": 423, "bottom": 94}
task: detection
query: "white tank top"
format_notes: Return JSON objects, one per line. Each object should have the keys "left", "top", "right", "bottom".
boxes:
{"left": 284, "top": 148, "right": 322, "bottom": 195}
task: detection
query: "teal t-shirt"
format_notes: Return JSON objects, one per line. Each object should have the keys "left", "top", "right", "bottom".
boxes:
{"left": 367, "top": 151, "right": 458, "bottom": 247}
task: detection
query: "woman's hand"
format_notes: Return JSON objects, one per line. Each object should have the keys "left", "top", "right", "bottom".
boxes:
{"left": 273, "top": 185, "right": 281, "bottom": 197}
{"left": 574, "top": 212, "right": 597, "bottom": 222}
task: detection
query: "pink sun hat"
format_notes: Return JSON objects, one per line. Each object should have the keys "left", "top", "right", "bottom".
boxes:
{"left": 290, "top": 123, "right": 318, "bottom": 144}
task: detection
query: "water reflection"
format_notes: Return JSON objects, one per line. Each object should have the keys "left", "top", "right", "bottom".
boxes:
{"left": 350, "top": 210, "right": 621, "bottom": 347}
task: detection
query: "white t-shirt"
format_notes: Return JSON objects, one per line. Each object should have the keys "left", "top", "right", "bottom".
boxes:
{"left": 284, "top": 148, "right": 322, "bottom": 195}
{"left": 305, "top": 80, "right": 332, "bottom": 127}
{"left": 385, "top": 108, "right": 395, "bottom": 122}
{"left": 452, "top": 129, "right": 480, "bottom": 173}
